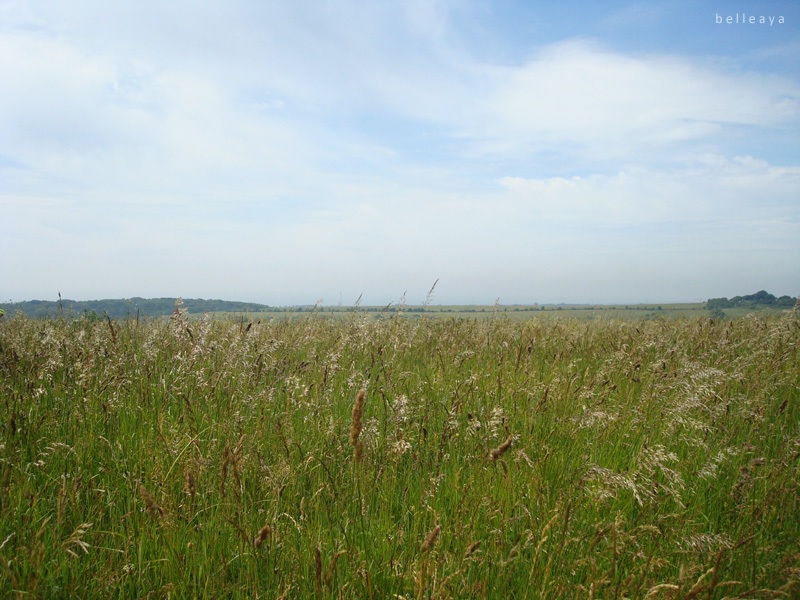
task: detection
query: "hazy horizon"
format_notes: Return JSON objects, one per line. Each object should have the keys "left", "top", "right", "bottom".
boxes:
{"left": 3, "top": 288, "right": 797, "bottom": 309}
{"left": 2, "top": 1, "right": 799, "bottom": 306}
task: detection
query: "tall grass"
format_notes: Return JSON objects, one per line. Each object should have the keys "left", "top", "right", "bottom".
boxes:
{"left": 0, "top": 307, "right": 798, "bottom": 597}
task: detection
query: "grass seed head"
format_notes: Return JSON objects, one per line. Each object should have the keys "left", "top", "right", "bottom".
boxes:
{"left": 314, "top": 547, "right": 323, "bottom": 596}
{"left": 463, "top": 540, "right": 482, "bottom": 560}
{"left": 490, "top": 434, "right": 514, "bottom": 461}
{"left": 254, "top": 524, "right": 272, "bottom": 548}
{"left": 139, "top": 484, "right": 164, "bottom": 518}
{"left": 420, "top": 524, "right": 441, "bottom": 553}
{"left": 185, "top": 471, "right": 196, "bottom": 499}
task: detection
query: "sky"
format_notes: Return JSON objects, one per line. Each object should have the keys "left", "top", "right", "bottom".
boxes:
{"left": 1, "top": 0, "right": 799, "bottom": 306}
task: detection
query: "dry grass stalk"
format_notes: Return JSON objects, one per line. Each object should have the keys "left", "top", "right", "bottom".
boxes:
{"left": 500, "top": 541, "right": 520, "bottom": 567}
{"left": 350, "top": 389, "right": 366, "bottom": 463}
{"left": 220, "top": 448, "right": 230, "bottom": 495}
{"left": 532, "top": 510, "right": 560, "bottom": 573}
{"left": 63, "top": 522, "right": 93, "bottom": 558}
{"left": 490, "top": 434, "right": 514, "bottom": 461}
{"left": 416, "top": 528, "right": 440, "bottom": 600}
{"left": 644, "top": 584, "right": 679, "bottom": 598}
{"left": 276, "top": 585, "right": 292, "bottom": 600}
{"left": 220, "top": 436, "right": 244, "bottom": 496}
{"left": 683, "top": 565, "right": 716, "bottom": 599}
{"left": 57, "top": 476, "right": 68, "bottom": 526}
{"left": 324, "top": 550, "right": 346, "bottom": 588}
{"left": 463, "top": 540, "right": 481, "bottom": 560}
{"left": 420, "top": 524, "right": 441, "bottom": 554}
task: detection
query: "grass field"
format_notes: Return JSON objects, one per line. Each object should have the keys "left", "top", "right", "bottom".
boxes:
{"left": 1, "top": 307, "right": 798, "bottom": 598}
{"left": 221, "top": 302, "right": 790, "bottom": 323}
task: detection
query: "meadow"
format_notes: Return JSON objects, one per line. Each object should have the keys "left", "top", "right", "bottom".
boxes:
{"left": 224, "top": 301, "right": 788, "bottom": 323}
{"left": 0, "top": 305, "right": 798, "bottom": 598}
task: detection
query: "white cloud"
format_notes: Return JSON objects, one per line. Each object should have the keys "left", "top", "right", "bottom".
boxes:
{"left": 463, "top": 40, "right": 800, "bottom": 162}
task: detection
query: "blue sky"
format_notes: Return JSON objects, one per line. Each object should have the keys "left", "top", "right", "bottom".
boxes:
{"left": 1, "top": 0, "right": 798, "bottom": 305}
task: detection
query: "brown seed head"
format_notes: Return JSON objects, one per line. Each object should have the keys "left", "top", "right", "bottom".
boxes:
{"left": 313, "top": 547, "right": 323, "bottom": 595}
{"left": 350, "top": 389, "right": 366, "bottom": 462}
{"left": 350, "top": 390, "right": 365, "bottom": 445}
{"left": 420, "top": 524, "right": 442, "bottom": 553}
{"left": 185, "top": 471, "right": 196, "bottom": 499}
{"left": 139, "top": 484, "right": 163, "bottom": 518}
{"left": 254, "top": 524, "right": 272, "bottom": 548}
{"left": 463, "top": 540, "right": 482, "bottom": 560}
{"left": 490, "top": 435, "right": 514, "bottom": 461}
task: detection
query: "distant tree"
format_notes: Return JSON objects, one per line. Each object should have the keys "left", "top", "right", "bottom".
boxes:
{"left": 707, "top": 297, "right": 732, "bottom": 309}
{"left": 748, "top": 290, "right": 774, "bottom": 303}
{"left": 707, "top": 291, "right": 796, "bottom": 311}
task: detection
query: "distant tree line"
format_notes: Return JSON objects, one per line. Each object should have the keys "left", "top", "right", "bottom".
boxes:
{"left": 0, "top": 297, "right": 273, "bottom": 319}
{"left": 706, "top": 291, "right": 796, "bottom": 310}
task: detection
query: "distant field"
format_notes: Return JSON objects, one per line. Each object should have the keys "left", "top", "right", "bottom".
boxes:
{"left": 3, "top": 296, "right": 793, "bottom": 322}
{"left": 222, "top": 302, "right": 790, "bottom": 322}
{"left": 1, "top": 309, "right": 797, "bottom": 597}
